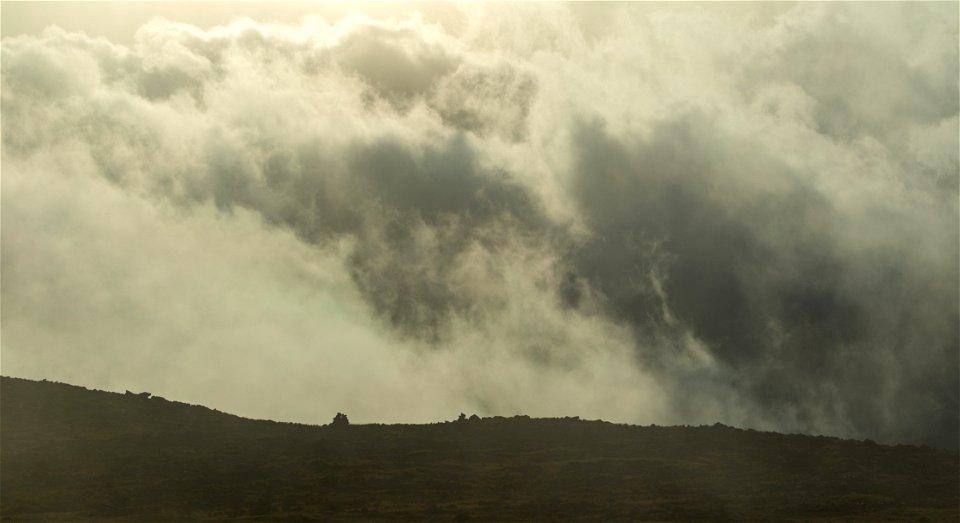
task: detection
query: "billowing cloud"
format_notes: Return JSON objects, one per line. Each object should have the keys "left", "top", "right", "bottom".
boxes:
{"left": 2, "top": 3, "right": 957, "bottom": 447}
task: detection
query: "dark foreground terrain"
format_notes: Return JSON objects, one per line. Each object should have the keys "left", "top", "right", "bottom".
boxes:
{"left": 1, "top": 377, "right": 957, "bottom": 521}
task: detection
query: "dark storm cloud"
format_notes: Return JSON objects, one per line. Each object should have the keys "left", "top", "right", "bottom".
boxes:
{"left": 563, "top": 114, "right": 959, "bottom": 447}
{"left": 236, "top": 131, "right": 554, "bottom": 340}
{"left": 2, "top": 3, "right": 956, "bottom": 445}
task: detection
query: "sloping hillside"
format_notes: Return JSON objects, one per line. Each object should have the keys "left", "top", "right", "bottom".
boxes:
{"left": 2, "top": 376, "right": 957, "bottom": 521}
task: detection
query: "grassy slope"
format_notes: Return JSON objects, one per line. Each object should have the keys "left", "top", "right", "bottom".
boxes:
{"left": 1, "top": 376, "right": 957, "bottom": 522}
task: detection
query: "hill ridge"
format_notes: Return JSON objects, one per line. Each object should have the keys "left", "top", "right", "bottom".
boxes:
{"left": 0, "top": 375, "right": 925, "bottom": 446}
{"left": 2, "top": 375, "right": 958, "bottom": 521}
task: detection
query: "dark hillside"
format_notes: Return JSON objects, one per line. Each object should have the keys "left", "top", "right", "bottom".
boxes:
{"left": 2, "top": 376, "right": 957, "bottom": 521}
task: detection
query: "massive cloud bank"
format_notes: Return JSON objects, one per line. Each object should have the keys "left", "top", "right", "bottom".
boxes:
{"left": 2, "top": 3, "right": 957, "bottom": 447}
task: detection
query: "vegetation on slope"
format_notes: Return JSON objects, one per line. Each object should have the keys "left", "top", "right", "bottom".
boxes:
{"left": 2, "top": 376, "right": 957, "bottom": 521}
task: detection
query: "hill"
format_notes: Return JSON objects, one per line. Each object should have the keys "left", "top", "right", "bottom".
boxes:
{"left": 2, "top": 376, "right": 957, "bottom": 521}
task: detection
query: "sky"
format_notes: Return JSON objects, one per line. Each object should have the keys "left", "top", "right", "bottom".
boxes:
{"left": 1, "top": 2, "right": 957, "bottom": 448}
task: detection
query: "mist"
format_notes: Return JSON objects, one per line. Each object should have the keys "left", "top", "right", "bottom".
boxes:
{"left": 2, "top": 2, "right": 957, "bottom": 448}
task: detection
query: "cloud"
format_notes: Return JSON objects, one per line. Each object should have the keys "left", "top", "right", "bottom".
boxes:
{"left": 2, "top": 3, "right": 957, "bottom": 447}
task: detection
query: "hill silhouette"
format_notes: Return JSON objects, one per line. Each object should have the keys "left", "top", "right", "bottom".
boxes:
{"left": 2, "top": 376, "right": 957, "bottom": 521}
